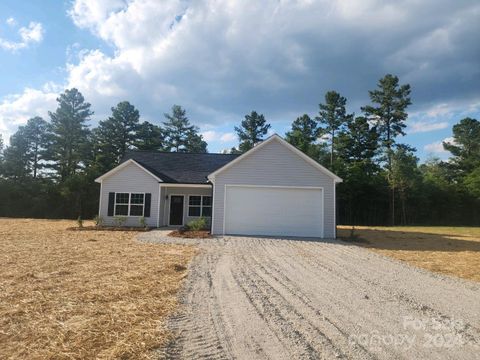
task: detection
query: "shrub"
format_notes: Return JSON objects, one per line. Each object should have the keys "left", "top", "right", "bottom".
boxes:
{"left": 93, "top": 215, "right": 104, "bottom": 227}
{"left": 114, "top": 216, "right": 127, "bottom": 227}
{"left": 178, "top": 226, "right": 189, "bottom": 234}
{"left": 77, "top": 216, "right": 83, "bottom": 228}
{"left": 139, "top": 216, "right": 147, "bottom": 229}
{"left": 187, "top": 217, "right": 208, "bottom": 231}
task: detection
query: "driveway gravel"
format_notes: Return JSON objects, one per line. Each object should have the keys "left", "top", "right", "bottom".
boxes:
{"left": 138, "top": 231, "right": 480, "bottom": 360}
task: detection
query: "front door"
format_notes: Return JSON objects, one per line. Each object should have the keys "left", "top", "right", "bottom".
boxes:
{"left": 169, "top": 195, "right": 184, "bottom": 225}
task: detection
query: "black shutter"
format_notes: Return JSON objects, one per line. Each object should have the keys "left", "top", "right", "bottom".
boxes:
{"left": 144, "top": 193, "right": 151, "bottom": 217}
{"left": 108, "top": 192, "right": 115, "bottom": 216}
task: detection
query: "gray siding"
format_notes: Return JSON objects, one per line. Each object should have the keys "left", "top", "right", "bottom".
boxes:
{"left": 211, "top": 138, "right": 337, "bottom": 238}
{"left": 162, "top": 187, "right": 212, "bottom": 226}
{"left": 99, "top": 162, "right": 160, "bottom": 227}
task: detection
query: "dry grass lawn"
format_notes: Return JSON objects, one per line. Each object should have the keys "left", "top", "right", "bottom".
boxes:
{"left": 0, "top": 218, "right": 196, "bottom": 359}
{"left": 338, "top": 225, "right": 480, "bottom": 282}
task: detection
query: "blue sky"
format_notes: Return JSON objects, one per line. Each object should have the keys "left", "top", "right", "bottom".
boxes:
{"left": 0, "top": 0, "right": 479, "bottom": 160}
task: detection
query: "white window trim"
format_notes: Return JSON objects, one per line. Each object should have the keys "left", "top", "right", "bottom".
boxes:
{"left": 114, "top": 192, "right": 146, "bottom": 217}
{"left": 187, "top": 195, "right": 212, "bottom": 218}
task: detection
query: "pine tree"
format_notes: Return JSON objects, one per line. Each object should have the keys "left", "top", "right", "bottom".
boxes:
{"left": 163, "top": 105, "right": 206, "bottom": 152}
{"left": 23, "top": 117, "right": 49, "bottom": 178}
{"left": 46, "top": 88, "right": 93, "bottom": 181}
{"left": 285, "top": 114, "right": 327, "bottom": 161}
{"left": 185, "top": 131, "right": 207, "bottom": 153}
{"left": 362, "top": 74, "right": 411, "bottom": 225}
{"left": 1, "top": 118, "right": 49, "bottom": 179}
{"left": 2, "top": 128, "right": 30, "bottom": 179}
{"left": 317, "top": 91, "right": 352, "bottom": 169}
{"left": 443, "top": 117, "right": 480, "bottom": 173}
{"left": 134, "top": 121, "right": 165, "bottom": 151}
{"left": 390, "top": 144, "right": 420, "bottom": 225}
{"left": 234, "top": 111, "right": 271, "bottom": 152}
{"left": 94, "top": 101, "right": 140, "bottom": 166}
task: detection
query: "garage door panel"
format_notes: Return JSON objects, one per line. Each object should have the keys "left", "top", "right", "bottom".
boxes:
{"left": 224, "top": 186, "right": 323, "bottom": 237}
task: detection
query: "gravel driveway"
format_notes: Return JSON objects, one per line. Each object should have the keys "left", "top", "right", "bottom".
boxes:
{"left": 139, "top": 231, "right": 480, "bottom": 360}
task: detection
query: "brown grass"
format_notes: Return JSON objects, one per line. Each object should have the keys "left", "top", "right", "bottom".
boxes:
{"left": 0, "top": 218, "right": 196, "bottom": 359}
{"left": 338, "top": 226, "right": 480, "bottom": 282}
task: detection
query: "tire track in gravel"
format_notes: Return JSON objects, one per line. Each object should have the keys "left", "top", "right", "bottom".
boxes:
{"left": 138, "top": 232, "right": 480, "bottom": 360}
{"left": 259, "top": 239, "right": 480, "bottom": 359}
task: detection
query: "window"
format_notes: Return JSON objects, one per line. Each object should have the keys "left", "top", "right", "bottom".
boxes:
{"left": 188, "top": 195, "right": 212, "bottom": 217}
{"left": 114, "top": 193, "right": 145, "bottom": 216}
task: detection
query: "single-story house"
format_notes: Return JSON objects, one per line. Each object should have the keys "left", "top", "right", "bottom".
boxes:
{"left": 95, "top": 134, "right": 342, "bottom": 238}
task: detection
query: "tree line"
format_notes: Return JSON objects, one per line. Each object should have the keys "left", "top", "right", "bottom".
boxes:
{"left": 0, "top": 75, "right": 479, "bottom": 225}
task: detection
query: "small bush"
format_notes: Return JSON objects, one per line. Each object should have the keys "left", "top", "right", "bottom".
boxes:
{"left": 114, "top": 216, "right": 127, "bottom": 227}
{"left": 93, "top": 215, "right": 104, "bottom": 227}
{"left": 178, "top": 226, "right": 189, "bottom": 234}
{"left": 77, "top": 216, "right": 83, "bottom": 228}
{"left": 139, "top": 216, "right": 147, "bottom": 229}
{"left": 187, "top": 217, "right": 208, "bottom": 231}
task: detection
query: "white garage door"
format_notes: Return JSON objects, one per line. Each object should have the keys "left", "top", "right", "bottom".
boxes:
{"left": 224, "top": 186, "right": 323, "bottom": 237}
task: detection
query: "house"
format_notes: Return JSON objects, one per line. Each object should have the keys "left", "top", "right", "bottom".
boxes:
{"left": 95, "top": 134, "right": 342, "bottom": 238}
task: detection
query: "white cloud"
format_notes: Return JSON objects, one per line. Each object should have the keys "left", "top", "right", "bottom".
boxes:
{"left": 220, "top": 132, "right": 236, "bottom": 143}
{"left": 201, "top": 130, "right": 217, "bottom": 142}
{"left": 424, "top": 141, "right": 445, "bottom": 154}
{"left": 6, "top": 17, "right": 17, "bottom": 27}
{"left": 1, "top": 0, "right": 480, "bottom": 150}
{"left": 201, "top": 130, "right": 237, "bottom": 143}
{"left": 0, "top": 88, "right": 57, "bottom": 143}
{"left": 0, "top": 21, "right": 44, "bottom": 52}
{"left": 424, "top": 137, "right": 455, "bottom": 154}
{"left": 409, "top": 120, "right": 449, "bottom": 133}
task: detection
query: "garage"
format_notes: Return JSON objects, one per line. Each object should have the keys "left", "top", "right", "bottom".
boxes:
{"left": 224, "top": 185, "right": 324, "bottom": 237}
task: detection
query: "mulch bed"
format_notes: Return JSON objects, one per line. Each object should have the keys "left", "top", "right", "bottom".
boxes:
{"left": 168, "top": 230, "right": 212, "bottom": 238}
{"left": 67, "top": 226, "right": 151, "bottom": 232}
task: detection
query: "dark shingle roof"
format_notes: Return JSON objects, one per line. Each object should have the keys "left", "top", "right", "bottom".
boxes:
{"left": 122, "top": 151, "right": 240, "bottom": 184}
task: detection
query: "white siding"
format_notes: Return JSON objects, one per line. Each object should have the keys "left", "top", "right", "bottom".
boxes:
{"left": 99, "top": 162, "right": 160, "bottom": 227}
{"left": 162, "top": 187, "right": 212, "bottom": 226}
{"left": 212, "top": 138, "right": 337, "bottom": 238}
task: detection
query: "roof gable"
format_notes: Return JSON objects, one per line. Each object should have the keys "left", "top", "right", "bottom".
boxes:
{"left": 95, "top": 159, "right": 164, "bottom": 183}
{"left": 208, "top": 134, "right": 342, "bottom": 182}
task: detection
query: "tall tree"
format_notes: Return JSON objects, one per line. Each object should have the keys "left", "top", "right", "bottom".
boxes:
{"left": 185, "top": 131, "right": 208, "bottom": 153}
{"left": 46, "top": 88, "right": 93, "bottom": 181}
{"left": 23, "top": 117, "right": 49, "bottom": 178}
{"left": 285, "top": 114, "right": 320, "bottom": 153}
{"left": 336, "top": 116, "right": 381, "bottom": 225}
{"left": 317, "top": 91, "right": 352, "bottom": 169}
{"left": 134, "top": 121, "right": 165, "bottom": 151}
{"left": 109, "top": 101, "right": 140, "bottom": 160}
{"left": 443, "top": 117, "right": 480, "bottom": 173}
{"left": 390, "top": 144, "right": 420, "bottom": 225}
{"left": 285, "top": 114, "right": 327, "bottom": 161}
{"left": 0, "top": 133, "right": 4, "bottom": 170}
{"left": 362, "top": 74, "right": 411, "bottom": 225}
{"left": 336, "top": 116, "right": 378, "bottom": 165}
{"left": 234, "top": 111, "right": 271, "bottom": 152}
{"left": 1, "top": 128, "right": 30, "bottom": 179}
{"left": 94, "top": 101, "right": 140, "bottom": 168}
{"left": 163, "top": 105, "right": 206, "bottom": 152}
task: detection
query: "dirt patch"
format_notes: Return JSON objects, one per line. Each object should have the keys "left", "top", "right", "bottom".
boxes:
{"left": 338, "top": 226, "right": 480, "bottom": 282}
{"left": 168, "top": 230, "right": 212, "bottom": 238}
{"left": 0, "top": 218, "right": 196, "bottom": 359}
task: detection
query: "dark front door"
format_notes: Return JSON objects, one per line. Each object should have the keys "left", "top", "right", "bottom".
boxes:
{"left": 169, "top": 195, "right": 184, "bottom": 225}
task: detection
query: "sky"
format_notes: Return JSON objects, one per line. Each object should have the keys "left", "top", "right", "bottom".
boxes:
{"left": 0, "top": 0, "right": 479, "bottom": 160}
